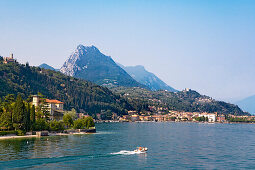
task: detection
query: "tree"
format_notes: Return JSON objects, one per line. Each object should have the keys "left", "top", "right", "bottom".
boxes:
{"left": 34, "top": 119, "right": 49, "bottom": 131}
{"left": 31, "top": 105, "right": 36, "bottom": 126}
{"left": 25, "top": 62, "right": 30, "bottom": 68}
{"left": 49, "top": 120, "right": 64, "bottom": 131}
{"left": 24, "top": 103, "right": 31, "bottom": 131}
{"left": 63, "top": 114, "right": 73, "bottom": 128}
{"left": 64, "top": 108, "right": 77, "bottom": 120}
{"left": 4, "top": 94, "right": 15, "bottom": 103}
{"left": 0, "top": 98, "right": 13, "bottom": 130}
{"left": 84, "top": 116, "right": 95, "bottom": 128}
{"left": 0, "top": 107, "right": 13, "bottom": 130}
{"left": 73, "top": 119, "right": 85, "bottom": 129}
{"left": 13, "top": 94, "right": 25, "bottom": 130}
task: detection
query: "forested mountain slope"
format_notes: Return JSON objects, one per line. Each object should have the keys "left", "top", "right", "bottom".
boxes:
{"left": 0, "top": 62, "right": 132, "bottom": 115}
{"left": 111, "top": 87, "right": 247, "bottom": 115}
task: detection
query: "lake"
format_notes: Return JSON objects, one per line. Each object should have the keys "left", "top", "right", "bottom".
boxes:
{"left": 1, "top": 122, "right": 255, "bottom": 169}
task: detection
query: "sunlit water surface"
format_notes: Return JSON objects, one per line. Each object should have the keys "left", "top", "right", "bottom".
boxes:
{"left": 1, "top": 122, "right": 255, "bottom": 169}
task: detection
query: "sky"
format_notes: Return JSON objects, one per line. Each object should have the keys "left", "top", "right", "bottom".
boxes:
{"left": 0, "top": 0, "right": 255, "bottom": 102}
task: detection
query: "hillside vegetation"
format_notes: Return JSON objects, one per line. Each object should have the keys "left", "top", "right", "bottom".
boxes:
{"left": 0, "top": 61, "right": 247, "bottom": 116}
{"left": 0, "top": 62, "right": 132, "bottom": 115}
{"left": 111, "top": 87, "right": 247, "bottom": 115}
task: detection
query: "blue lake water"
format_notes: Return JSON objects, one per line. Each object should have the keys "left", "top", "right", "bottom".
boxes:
{"left": 1, "top": 122, "right": 255, "bottom": 169}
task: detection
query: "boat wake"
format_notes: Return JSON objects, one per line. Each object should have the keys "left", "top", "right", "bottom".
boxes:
{"left": 111, "top": 150, "right": 145, "bottom": 155}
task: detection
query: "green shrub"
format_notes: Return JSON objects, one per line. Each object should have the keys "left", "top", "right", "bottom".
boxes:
{"left": 16, "top": 130, "right": 25, "bottom": 136}
{"left": 63, "top": 114, "right": 73, "bottom": 128}
{"left": 73, "top": 116, "right": 95, "bottom": 129}
{"left": 34, "top": 119, "right": 49, "bottom": 131}
{"left": 49, "top": 120, "right": 64, "bottom": 131}
{"left": 84, "top": 116, "right": 95, "bottom": 128}
{"left": 0, "top": 130, "right": 16, "bottom": 136}
{"left": 73, "top": 119, "right": 85, "bottom": 129}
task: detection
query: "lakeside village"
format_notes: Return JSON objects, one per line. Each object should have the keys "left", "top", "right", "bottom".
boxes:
{"left": 114, "top": 109, "right": 255, "bottom": 123}
{"left": 1, "top": 54, "right": 255, "bottom": 139}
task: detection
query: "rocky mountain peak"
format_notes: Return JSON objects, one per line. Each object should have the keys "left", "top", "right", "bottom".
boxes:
{"left": 60, "top": 44, "right": 147, "bottom": 88}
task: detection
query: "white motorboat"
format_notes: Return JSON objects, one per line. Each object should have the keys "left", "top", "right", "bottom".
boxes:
{"left": 134, "top": 147, "right": 148, "bottom": 153}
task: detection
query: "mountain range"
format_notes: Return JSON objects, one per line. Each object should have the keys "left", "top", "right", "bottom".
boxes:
{"left": 40, "top": 45, "right": 177, "bottom": 92}
{"left": 236, "top": 95, "right": 255, "bottom": 115}
{"left": 36, "top": 44, "right": 249, "bottom": 115}
{"left": 0, "top": 51, "right": 247, "bottom": 115}
{"left": 59, "top": 45, "right": 147, "bottom": 89}
{"left": 118, "top": 64, "right": 177, "bottom": 92}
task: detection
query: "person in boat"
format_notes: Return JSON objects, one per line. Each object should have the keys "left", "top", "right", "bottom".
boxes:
{"left": 135, "top": 147, "right": 148, "bottom": 152}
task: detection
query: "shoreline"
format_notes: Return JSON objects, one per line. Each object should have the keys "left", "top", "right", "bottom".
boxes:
{"left": 96, "top": 120, "right": 255, "bottom": 124}
{"left": 0, "top": 131, "right": 95, "bottom": 140}
{"left": 0, "top": 135, "right": 37, "bottom": 140}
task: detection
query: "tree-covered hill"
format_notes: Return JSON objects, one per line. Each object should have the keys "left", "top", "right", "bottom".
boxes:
{"left": 0, "top": 61, "right": 247, "bottom": 117}
{"left": 111, "top": 87, "right": 247, "bottom": 115}
{"left": 0, "top": 62, "right": 132, "bottom": 115}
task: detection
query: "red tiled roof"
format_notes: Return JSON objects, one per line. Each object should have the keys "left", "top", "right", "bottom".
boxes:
{"left": 45, "top": 99, "right": 64, "bottom": 104}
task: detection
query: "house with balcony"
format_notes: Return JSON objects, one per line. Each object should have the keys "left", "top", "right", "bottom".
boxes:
{"left": 32, "top": 95, "right": 64, "bottom": 120}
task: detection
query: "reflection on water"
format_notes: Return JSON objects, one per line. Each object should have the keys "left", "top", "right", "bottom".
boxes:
{"left": 0, "top": 122, "right": 255, "bottom": 169}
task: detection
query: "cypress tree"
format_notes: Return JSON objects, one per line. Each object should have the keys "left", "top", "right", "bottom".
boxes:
{"left": 25, "top": 103, "right": 31, "bottom": 131}
{"left": 31, "top": 105, "right": 36, "bottom": 125}
{"left": 13, "top": 94, "right": 25, "bottom": 130}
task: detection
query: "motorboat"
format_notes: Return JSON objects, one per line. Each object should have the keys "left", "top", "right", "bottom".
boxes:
{"left": 134, "top": 147, "right": 148, "bottom": 153}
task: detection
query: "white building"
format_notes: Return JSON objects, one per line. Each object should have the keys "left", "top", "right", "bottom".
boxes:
{"left": 199, "top": 113, "right": 216, "bottom": 122}
{"left": 32, "top": 95, "right": 64, "bottom": 120}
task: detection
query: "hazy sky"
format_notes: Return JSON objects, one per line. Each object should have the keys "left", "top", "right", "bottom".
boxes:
{"left": 0, "top": 0, "right": 255, "bottom": 102}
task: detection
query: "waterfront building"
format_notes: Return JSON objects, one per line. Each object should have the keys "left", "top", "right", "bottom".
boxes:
{"left": 199, "top": 113, "right": 216, "bottom": 122}
{"left": 207, "top": 113, "right": 216, "bottom": 122}
{"left": 217, "top": 114, "right": 226, "bottom": 122}
{"left": 131, "top": 114, "right": 140, "bottom": 122}
{"left": 32, "top": 95, "right": 64, "bottom": 120}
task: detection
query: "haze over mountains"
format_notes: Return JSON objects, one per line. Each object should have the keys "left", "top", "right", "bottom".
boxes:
{"left": 236, "top": 95, "right": 255, "bottom": 115}
{"left": 118, "top": 64, "right": 177, "bottom": 92}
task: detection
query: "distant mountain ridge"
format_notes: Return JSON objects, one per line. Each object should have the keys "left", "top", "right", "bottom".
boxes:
{"left": 112, "top": 87, "right": 247, "bottom": 115}
{"left": 60, "top": 45, "right": 147, "bottom": 89}
{"left": 236, "top": 95, "right": 255, "bottom": 115}
{"left": 119, "top": 64, "right": 177, "bottom": 92}
{"left": 39, "top": 63, "right": 56, "bottom": 71}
